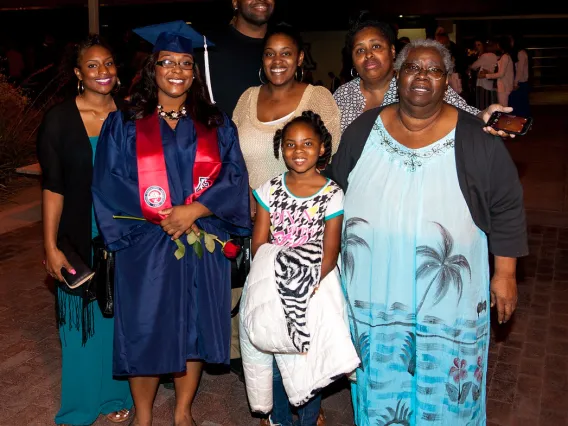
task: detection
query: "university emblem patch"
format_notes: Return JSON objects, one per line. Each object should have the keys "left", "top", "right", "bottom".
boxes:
{"left": 144, "top": 186, "right": 167, "bottom": 208}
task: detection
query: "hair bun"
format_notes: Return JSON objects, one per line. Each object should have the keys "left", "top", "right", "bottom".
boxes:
{"left": 301, "top": 110, "right": 320, "bottom": 121}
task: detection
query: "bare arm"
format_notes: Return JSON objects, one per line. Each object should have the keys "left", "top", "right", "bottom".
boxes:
{"left": 42, "top": 189, "right": 73, "bottom": 281}
{"left": 469, "top": 56, "right": 484, "bottom": 71}
{"left": 249, "top": 187, "right": 257, "bottom": 221}
{"left": 320, "top": 215, "right": 343, "bottom": 281}
{"left": 491, "top": 256, "right": 518, "bottom": 324}
{"left": 251, "top": 201, "right": 270, "bottom": 257}
{"left": 485, "top": 55, "right": 510, "bottom": 79}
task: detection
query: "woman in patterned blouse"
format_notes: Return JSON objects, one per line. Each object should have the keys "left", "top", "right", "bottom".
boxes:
{"left": 333, "top": 11, "right": 514, "bottom": 137}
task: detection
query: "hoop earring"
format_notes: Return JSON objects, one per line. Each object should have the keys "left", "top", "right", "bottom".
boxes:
{"left": 77, "top": 80, "right": 84, "bottom": 95}
{"left": 259, "top": 68, "right": 267, "bottom": 85}
{"left": 350, "top": 67, "right": 359, "bottom": 78}
{"left": 295, "top": 67, "right": 304, "bottom": 82}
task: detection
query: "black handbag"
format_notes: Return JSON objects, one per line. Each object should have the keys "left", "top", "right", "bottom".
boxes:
{"left": 230, "top": 236, "right": 251, "bottom": 290}
{"left": 92, "top": 236, "right": 115, "bottom": 318}
{"left": 230, "top": 236, "right": 251, "bottom": 318}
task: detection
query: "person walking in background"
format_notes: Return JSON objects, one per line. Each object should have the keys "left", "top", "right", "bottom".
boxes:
{"left": 479, "top": 37, "right": 514, "bottom": 107}
{"left": 448, "top": 54, "right": 463, "bottom": 94}
{"left": 468, "top": 39, "right": 498, "bottom": 110}
{"left": 509, "top": 34, "right": 531, "bottom": 117}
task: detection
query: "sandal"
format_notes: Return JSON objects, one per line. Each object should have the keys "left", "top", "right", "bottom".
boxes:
{"left": 107, "top": 408, "right": 133, "bottom": 423}
{"left": 317, "top": 408, "right": 326, "bottom": 426}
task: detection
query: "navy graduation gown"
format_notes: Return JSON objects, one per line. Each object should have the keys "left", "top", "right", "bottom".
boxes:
{"left": 92, "top": 112, "right": 251, "bottom": 376}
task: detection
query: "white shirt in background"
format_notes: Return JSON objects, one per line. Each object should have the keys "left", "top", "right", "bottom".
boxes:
{"left": 486, "top": 53, "right": 515, "bottom": 94}
{"left": 515, "top": 50, "right": 529, "bottom": 84}
{"left": 470, "top": 53, "right": 498, "bottom": 91}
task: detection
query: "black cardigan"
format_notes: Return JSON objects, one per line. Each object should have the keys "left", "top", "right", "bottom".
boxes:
{"left": 37, "top": 98, "right": 95, "bottom": 266}
{"left": 325, "top": 106, "right": 529, "bottom": 258}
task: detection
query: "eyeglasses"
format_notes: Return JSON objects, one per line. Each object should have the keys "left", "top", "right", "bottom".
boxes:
{"left": 401, "top": 63, "right": 446, "bottom": 80}
{"left": 156, "top": 59, "right": 194, "bottom": 70}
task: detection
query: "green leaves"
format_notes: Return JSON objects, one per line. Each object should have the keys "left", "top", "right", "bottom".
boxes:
{"left": 187, "top": 231, "right": 199, "bottom": 245}
{"left": 183, "top": 229, "right": 220, "bottom": 259}
{"left": 193, "top": 240, "right": 203, "bottom": 259}
{"left": 114, "top": 215, "right": 223, "bottom": 260}
{"left": 204, "top": 233, "right": 217, "bottom": 253}
{"left": 185, "top": 230, "right": 203, "bottom": 259}
{"left": 166, "top": 228, "right": 225, "bottom": 260}
{"left": 173, "top": 238, "right": 185, "bottom": 260}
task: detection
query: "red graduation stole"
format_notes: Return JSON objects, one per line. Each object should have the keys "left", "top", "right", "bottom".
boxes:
{"left": 136, "top": 112, "right": 221, "bottom": 224}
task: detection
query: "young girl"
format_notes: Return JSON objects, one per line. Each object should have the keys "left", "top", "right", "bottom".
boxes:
{"left": 251, "top": 111, "right": 344, "bottom": 426}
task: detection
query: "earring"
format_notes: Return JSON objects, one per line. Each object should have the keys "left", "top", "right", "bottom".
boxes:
{"left": 258, "top": 68, "right": 267, "bottom": 85}
{"left": 77, "top": 80, "right": 84, "bottom": 95}
{"left": 295, "top": 67, "right": 304, "bottom": 82}
{"left": 350, "top": 67, "right": 359, "bottom": 78}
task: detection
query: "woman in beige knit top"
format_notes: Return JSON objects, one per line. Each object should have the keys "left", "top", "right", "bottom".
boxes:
{"left": 233, "top": 23, "right": 341, "bottom": 192}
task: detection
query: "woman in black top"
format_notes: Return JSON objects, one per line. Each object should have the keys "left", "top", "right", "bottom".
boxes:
{"left": 36, "top": 35, "right": 132, "bottom": 425}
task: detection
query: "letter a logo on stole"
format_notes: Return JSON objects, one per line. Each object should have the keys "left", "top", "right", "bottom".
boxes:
{"left": 195, "top": 177, "right": 211, "bottom": 192}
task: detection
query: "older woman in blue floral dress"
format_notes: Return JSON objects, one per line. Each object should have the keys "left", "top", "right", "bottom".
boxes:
{"left": 328, "top": 39, "right": 528, "bottom": 425}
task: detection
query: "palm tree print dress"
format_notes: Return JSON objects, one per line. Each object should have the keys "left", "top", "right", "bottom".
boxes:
{"left": 343, "top": 116, "right": 489, "bottom": 426}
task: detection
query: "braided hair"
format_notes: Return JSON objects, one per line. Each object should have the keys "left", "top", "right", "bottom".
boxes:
{"left": 273, "top": 110, "right": 332, "bottom": 170}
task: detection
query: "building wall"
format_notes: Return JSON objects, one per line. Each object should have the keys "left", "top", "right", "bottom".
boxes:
{"left": 398, "top": 28, "right": 427, "bottom": 40}
{"left": 301, "top": 31, "right": 346, "bottom": 88}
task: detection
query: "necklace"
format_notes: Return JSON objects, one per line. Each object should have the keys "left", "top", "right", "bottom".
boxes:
{"left": 158, "top": 104, "right": 187, "bottom": 120}
{"left": 91, "top": 110, "right": 107, "bottom": 121}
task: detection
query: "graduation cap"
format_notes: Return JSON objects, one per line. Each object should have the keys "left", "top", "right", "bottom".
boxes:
{"left": 133, "top": 20, "right": 217, "bottom": 103}
{"left": 133, "top": 20, "right": 214, "bottom": 54}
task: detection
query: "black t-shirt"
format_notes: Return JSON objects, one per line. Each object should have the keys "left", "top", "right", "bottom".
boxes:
{"left": 199, "top": 26, "right": 264, "bottom": 117}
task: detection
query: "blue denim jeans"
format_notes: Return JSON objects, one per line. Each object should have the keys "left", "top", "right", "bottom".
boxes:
{"left": 271, "top": 359, "right": 322, "bottom": 426}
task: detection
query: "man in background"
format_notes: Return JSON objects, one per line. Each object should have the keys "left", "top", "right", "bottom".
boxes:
{"left": 201, "top": 0, "right": 275, "bottom": 380}
{"left": 204, "top": 0, "right": 275, "bottom": 116}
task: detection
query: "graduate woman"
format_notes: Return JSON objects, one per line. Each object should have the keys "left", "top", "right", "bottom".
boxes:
{"left": 92, "top": 21, "right": 252, "bottom": 426}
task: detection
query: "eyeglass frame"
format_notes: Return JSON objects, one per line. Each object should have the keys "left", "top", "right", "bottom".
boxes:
{"left": 155, "top": 59, "right": 195, "bottom": 71}
{"left": 400, "top": 63, "right": 447, "bottom": 80}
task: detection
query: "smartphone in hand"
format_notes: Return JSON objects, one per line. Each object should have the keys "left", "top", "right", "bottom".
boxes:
{"left": 488, "top": 111, "right": 533, "bottom": 136}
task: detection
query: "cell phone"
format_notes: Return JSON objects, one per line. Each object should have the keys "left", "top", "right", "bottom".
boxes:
{"left": 487, "top": 111, "right": 533, "bottom": 136}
